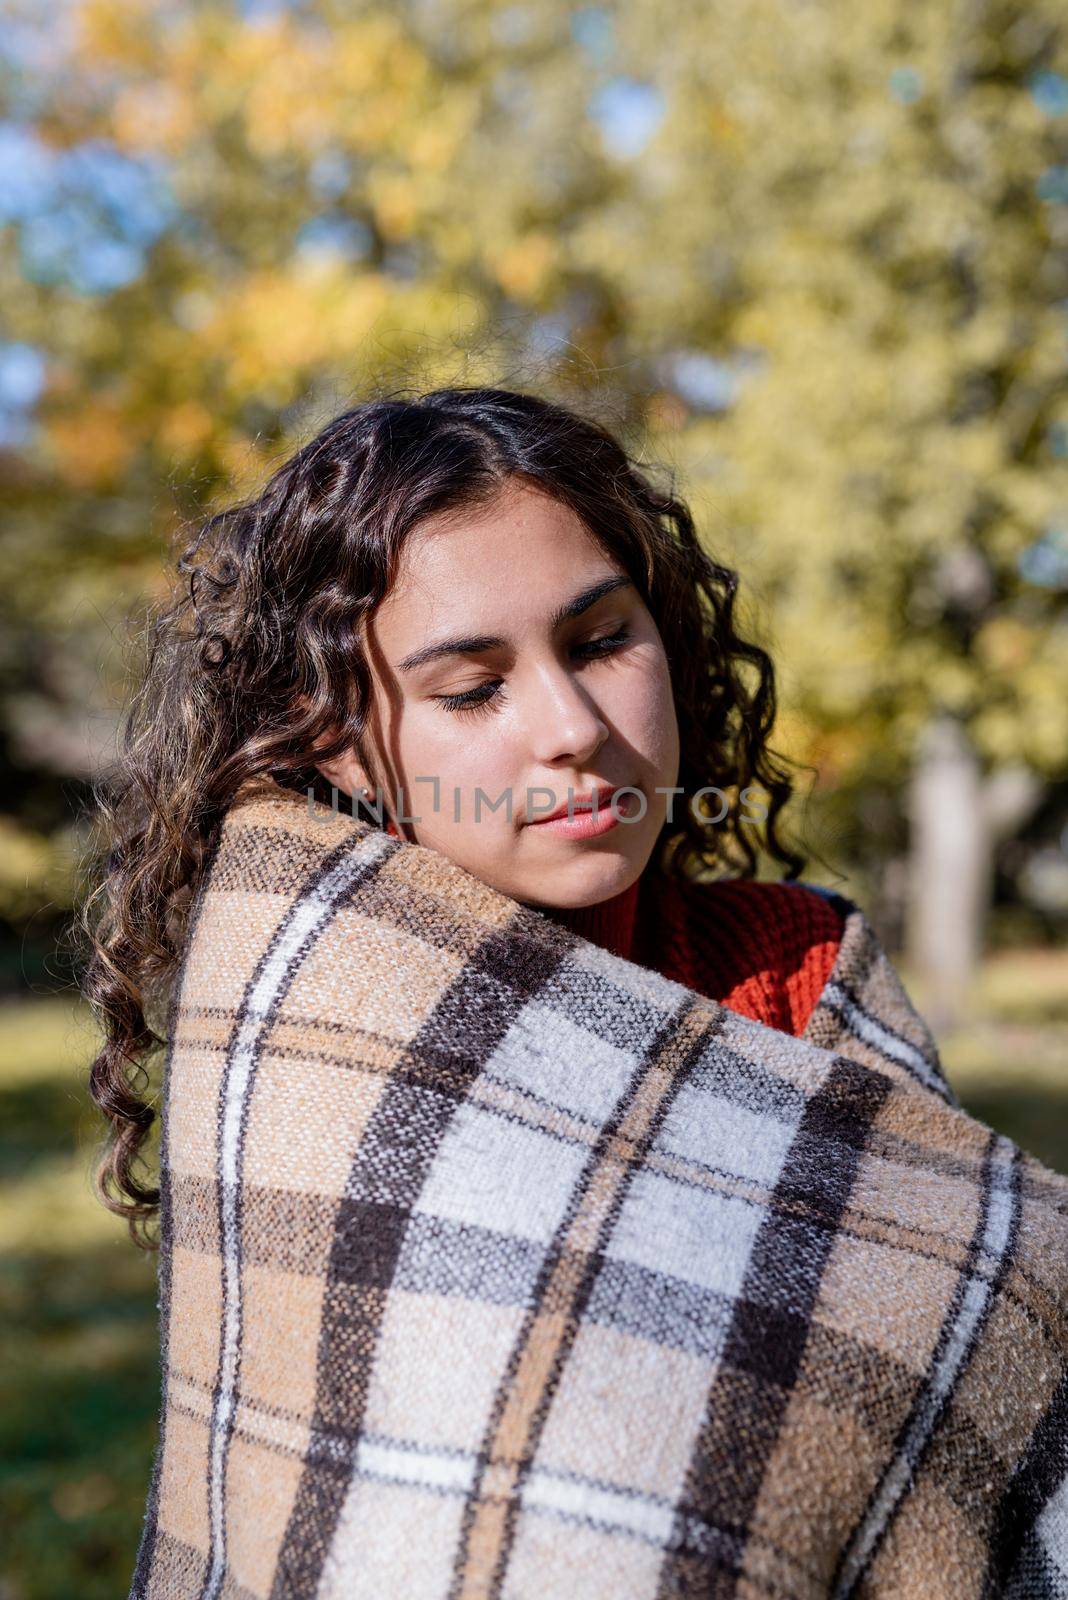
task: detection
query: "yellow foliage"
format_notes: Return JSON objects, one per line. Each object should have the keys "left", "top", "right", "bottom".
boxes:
{"left": 198, "top": 267, "right": 391, "bottom": 398}
{"left": 489, "top": 233, "right": 558, "bottom": 303}
{"left": 705, "top": 106, "right": 741, "bottom": 144}
{"left": 798, "top": 723, "right": 876, "bottom": 788}
{"left": 214, "top": 14, "right": 432, "bottom": 159}
{"left": 46, "top": 403, "right": 135, "bottom": 492}
{"left": 8, "top": 0, "right": 1068, "bottom": 798}
{"left": 156, "top": 401, "right": 215, "bottom": 460}
{"left": 976, "top": 618, "right": 1032, "bottom": 675}
{"left": 408, "top": 92, "right": 482, "bottom": 173}
{"left": 332, "top": 16, "right": 429, "bottom": 99}
{"left": 110, "top": 82, "right": 194, "bottom": 153}
{"left": 949, "top": 422, "right": 1005, "bottom": 478}
{"left": 366, "top": 172, "right": 419, "bottom": 241}
{"left": 214, "top": 432, "right": 278, "bottom": 500}
{"left": 72, "top": 0, "right": 156, "bottom": 70}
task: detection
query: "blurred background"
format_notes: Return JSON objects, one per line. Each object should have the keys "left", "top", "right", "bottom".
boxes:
{"left": 1, "top": 0, "right": 1066, "bottom": 1594}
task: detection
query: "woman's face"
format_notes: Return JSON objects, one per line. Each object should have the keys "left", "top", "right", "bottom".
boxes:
{"left": 314, "top": 475, "right": 680, "bottom": 909}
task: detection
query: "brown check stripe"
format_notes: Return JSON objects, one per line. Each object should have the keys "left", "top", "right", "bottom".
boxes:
{"left": 128, "top": 775, "right": 1068, "bottom": 1600}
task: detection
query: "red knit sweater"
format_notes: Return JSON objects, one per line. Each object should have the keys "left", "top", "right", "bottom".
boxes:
{"left": 383, "top": 820, "right": 844, "bottom": 1036}
{"left": 542, "top": 870, "right": 846, "bottom": 1037}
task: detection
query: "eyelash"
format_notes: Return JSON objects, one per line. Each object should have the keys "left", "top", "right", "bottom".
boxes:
{"left": 433, "top": 629, "right": 631, "bottom": 717}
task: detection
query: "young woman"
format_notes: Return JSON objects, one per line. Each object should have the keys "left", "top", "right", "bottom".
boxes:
{"left": 91, "top": 386, "right": 1068, "bottom": 1600}
{"left": 81, "top": 383, "right": 848, "bottom": 1239}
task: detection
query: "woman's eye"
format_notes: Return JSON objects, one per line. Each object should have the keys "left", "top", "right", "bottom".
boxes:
{"left": 575, "top": 628, "right": 629, "bottom": 658}
{"left": 431, "top": 631, "right": 629, "bottom": 718}
{"left": 433, "top": 680, "right": 503, "bottom": 717}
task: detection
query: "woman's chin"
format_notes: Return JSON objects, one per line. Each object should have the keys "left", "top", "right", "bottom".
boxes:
{"left": 515, "top": 850, "right": 643, "bottom": 912}
{"left": 413, "top": 822, "right": 651, "bottom": 910}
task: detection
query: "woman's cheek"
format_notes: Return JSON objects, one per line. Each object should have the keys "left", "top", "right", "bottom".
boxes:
{"left": 403, "top": 712, "right": 514, "bottom": 817}
{"left": 614, "top": 648, "right": 677, "bottom": 760}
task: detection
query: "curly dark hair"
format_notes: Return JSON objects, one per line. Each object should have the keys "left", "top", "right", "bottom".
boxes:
{"left": 76, "top": 384, "right": 814, "bottom": 1246}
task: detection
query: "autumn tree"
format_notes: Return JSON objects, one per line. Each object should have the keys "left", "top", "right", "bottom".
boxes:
{"left": 1, "top": 0, "right": 1065, "bottom": 1019}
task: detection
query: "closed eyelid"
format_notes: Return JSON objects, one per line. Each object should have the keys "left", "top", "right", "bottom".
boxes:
{"left": 432, "top": 623, "right": 628, "bottom": 689}
{"left": 430, "top": 625, "right": 633, "bottom": 717}
{"left": 397, "top": 576, "right": 635, "bottom": 676}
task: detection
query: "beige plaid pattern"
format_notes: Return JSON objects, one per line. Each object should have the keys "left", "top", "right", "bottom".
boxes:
{"left": 128, "top": 776, "right": 1068, "bottom": 1599}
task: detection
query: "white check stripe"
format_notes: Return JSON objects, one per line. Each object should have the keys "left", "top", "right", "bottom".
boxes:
{"left": 821, "top": 981, "right": 950, "bottom": 1098}
{"left": 521, "top": 1467, "right": 675, "bottom": 1546}
{"left": 831, "top": 1134, "right": 1020, "bottom": 1597}
{"left": 199, "top": 832, "right": 394, "bottom": 1600}
{"left": 355, "top": 1436, "right": 478, "bottom": 1497}
{"left": 1036, "top": 1468, "right": 1068, "bottom": 1581}
{"left": 344, "top": 1433, "right": 679, "bottom": 1549}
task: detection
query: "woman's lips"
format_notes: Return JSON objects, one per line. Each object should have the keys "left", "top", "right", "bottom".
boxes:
{"left": 526, "top": 786, "right": 639, "bottom": 839}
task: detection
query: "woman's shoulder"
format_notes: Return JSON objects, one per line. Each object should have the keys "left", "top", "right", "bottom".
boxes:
{"left": 643, "top": 871, "right": 849, "bottom": 1035}
{"left": 663, "top": 872, "right": 850, "bottom": 957}
{"left": 666, "top": 875, "right": 962, "bottom": 1106}
{"left": 711, "top": 873, "right": 851, "bottom": 934}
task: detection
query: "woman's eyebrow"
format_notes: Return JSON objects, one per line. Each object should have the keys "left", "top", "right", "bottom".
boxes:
{"left": 395, "top": 575, "right": 634, "bottom": 673}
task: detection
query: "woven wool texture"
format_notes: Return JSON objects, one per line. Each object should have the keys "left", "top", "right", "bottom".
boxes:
{"left": 390, "top": 815, "right": 846, "bottom": 1036}
{"left": 129, "top": 775, "right": 1068, "bottom": 1600}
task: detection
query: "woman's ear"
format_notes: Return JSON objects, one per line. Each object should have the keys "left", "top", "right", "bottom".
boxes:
{"left": 314, "top": 747, "right": 373, "bottom": 798}
{"left": 310, "top": 724, "right": 372, "bottom": 798}
{"left": 294, "top": 696, "right": 373, "bottom": 798}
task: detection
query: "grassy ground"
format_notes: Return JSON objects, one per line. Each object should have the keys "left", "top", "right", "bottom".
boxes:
{"left": 905, "top": 946, "right": 1068, "bottom": 1178}
{"left": 0, "top": 998, "right": 160, "bottom": 1600}
{"left": 1, "top": 956, "right": 1065, "bottom": 1599}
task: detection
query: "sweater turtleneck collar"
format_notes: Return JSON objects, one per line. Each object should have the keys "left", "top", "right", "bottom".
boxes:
{"left": 531, "top": 875, "right": 642, "bottom": 963}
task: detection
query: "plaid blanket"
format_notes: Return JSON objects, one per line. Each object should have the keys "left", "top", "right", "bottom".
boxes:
{"left": 129, "top": 775, "right": 1068, "bottom": 1600}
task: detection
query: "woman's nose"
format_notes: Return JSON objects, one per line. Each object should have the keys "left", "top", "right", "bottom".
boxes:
{"left": 523, "top": 659, "right": 610, "bottom": 767}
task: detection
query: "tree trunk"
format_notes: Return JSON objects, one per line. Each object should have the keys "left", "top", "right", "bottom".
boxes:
{"left": 905, "top": 713, "right": 1048, "bottom": 1033}
{"left": 905, "top": 712, "right": 986, "bottom": 1034}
